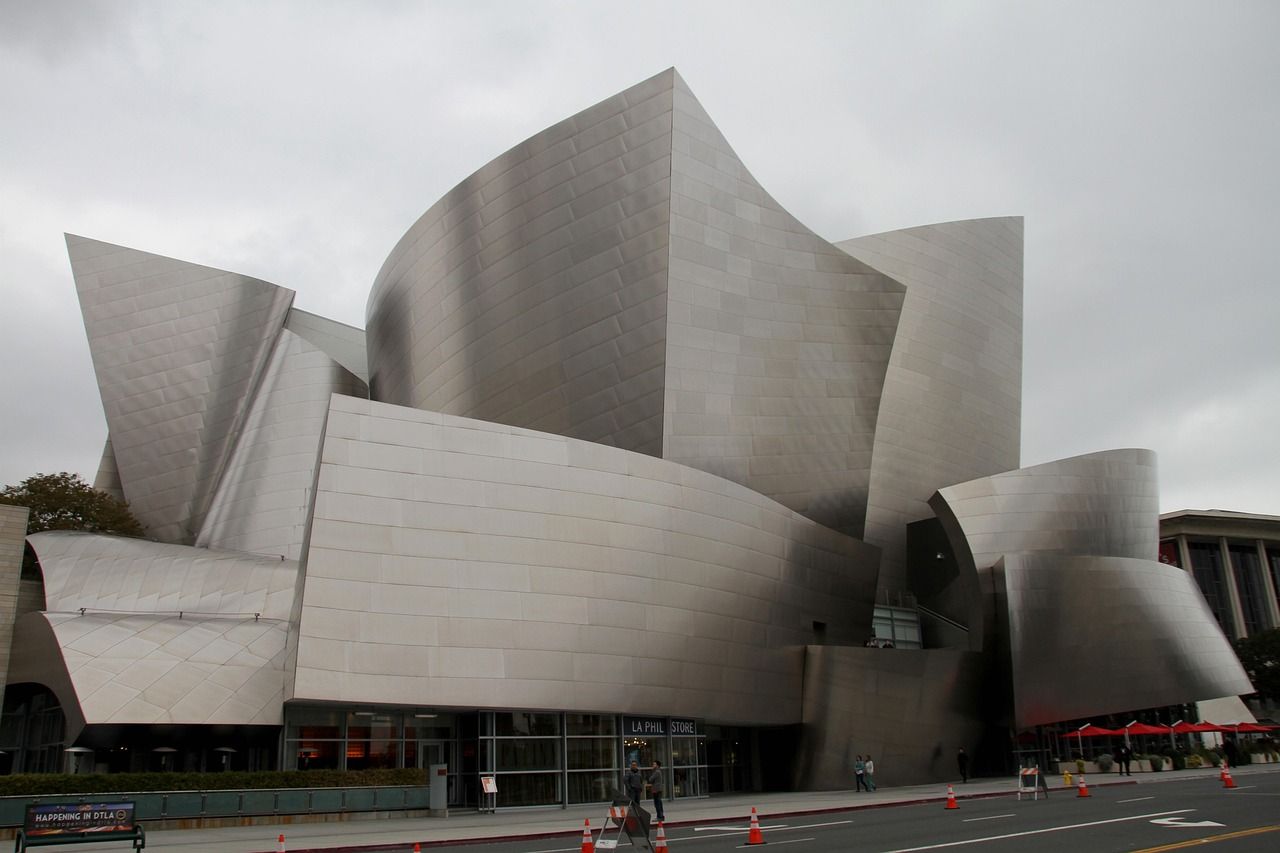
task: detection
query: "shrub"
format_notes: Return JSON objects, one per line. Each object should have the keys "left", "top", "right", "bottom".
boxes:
{"left": 0, "top": 768, "right": 427, "bottom": 797}
{"left": 1146, "top": 754, "right": 1163, "bottom": 772}
{"left": 1075, "top": 759, "right": 1086, "bottom": 774}
{"left": 1185, "top": 754, "right": 1203, "bottom": 769}
{"left": 1096, "top": 754, "right": 1114, "bottom": 772}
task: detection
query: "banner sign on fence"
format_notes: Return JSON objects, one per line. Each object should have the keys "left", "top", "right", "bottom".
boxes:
{"left": 24, "top": 802, "right": 136, "bottom": 837}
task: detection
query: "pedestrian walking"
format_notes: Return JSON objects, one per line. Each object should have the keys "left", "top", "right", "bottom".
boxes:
{"left": 957, "top": 747, "right": 969, "bottom": 783}
{"left": 864, "top": 756, "right": 877, "bottom": 791}
{"left": 854, "top": 754, "right": 868, "bottom": 791}
{"left": 1115, "top": 743, "right": 1132, "bottom": 776}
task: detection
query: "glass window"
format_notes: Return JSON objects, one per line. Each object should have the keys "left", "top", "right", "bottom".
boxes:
{"left": 1158, "top": 539, "right": 1181, "bottom": 567}
{"left": 671, "top": 737, "right": 702, "bottom": 767}
{"left": 1269, "top": 547, "right": 1280, "bottom": 615}
{"left": 345, "top": 738, "right": 399, "bottom": 770}
{"left": 495, "top": 772, "right": 560, "bottom": 807}
{"left": 1229, "top": 544, "right": 1267, "bottom": 635}
{"left": 291, "top": 740, "right": 340, "bottom": 770}
{"left": 567, "top": 738, "right": 618, "bottom": 770}
{"left": 287, "top": 707, "right": 342, "bottom": 740}
{"left": 496, "top": 738, "right": 560, "bottom": 771}
{"left": 566, "top": 714, "right": 616, "bottom": 736}
{"left": 568, "top": 771, "right": 617, "bottom": 804}
{"left": 1188, "top": 541, "right": 1235, "bottom": 634}
{"left": 495, "top": 712, "right": 560, "bottom": 737}
{"left": 347, "top": 712, "right": 398, "bottom": 740}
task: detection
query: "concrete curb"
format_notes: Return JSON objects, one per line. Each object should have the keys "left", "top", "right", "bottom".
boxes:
{"left": 258, "top": 779, "right": 1142, "bottom": 853}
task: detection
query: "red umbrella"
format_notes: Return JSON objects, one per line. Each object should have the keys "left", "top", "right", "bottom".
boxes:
{"left": 1071, "top": 724, "right": 1122, "bottom": 755}
{"left": 1232, "top": 723, "right": 1275, "bottom": 733}
{"left": 1076, "top": 725, "right": 1123, "bottom": 736}
{"left": 1172, "top": 721, "right": 1224, "bottom": 733}
{"left": 1124, "top": 722, "right": 1169, "bottom": 736}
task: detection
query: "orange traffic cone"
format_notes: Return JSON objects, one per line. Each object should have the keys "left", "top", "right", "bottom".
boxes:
{"left": 277, "top": 834, "right": 286, "bottom": 853}
{"left": 580, "top": 818, "right": 594, "bottom": 853}
{"left": 944, "top": 783, "right": 959, "bottom": 809}
{"left": 414, "top": 844, "right": 421, "bottom": 853}
{"left": 654, "top": 821, "right": 669, "bottom": 852}
{"left": 1223, "top": 766, "right": 1237, "bottom": 789}
{"left": 1219, "top": 763, "right": 1227, "bottom": 781}
{"left": 1077, "top": 773, "right": 1090, "bottom": 798}
{"left": 747, "top": 806, "right": 766, "bottom": 845}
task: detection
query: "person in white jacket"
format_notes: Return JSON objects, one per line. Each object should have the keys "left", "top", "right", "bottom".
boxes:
{"left": 864, "top": 756, "right": 877, "bottom": 791}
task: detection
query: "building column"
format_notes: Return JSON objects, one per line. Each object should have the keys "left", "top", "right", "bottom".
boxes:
{"left": 1219, "top": 537, "right": 1248, "bottom": 640}
{"left": 1256, "top": 539, "right": 1280, "bottom": 631}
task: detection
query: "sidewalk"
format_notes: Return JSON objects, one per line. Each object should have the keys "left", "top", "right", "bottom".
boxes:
{"left": 43, "top": 765, "right": 1274, "bottom": 853}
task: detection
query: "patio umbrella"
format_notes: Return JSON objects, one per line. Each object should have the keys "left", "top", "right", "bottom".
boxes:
{"left": 1073, "top": 724, "right": 1122, "bottom": 756}
{"left": 1171, "top": 721, "right": 1221, "bottom": 733}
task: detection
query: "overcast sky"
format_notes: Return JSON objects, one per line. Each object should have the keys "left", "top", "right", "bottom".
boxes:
{"left": 1, "top": 0, "right": 1276, "bottom": 516}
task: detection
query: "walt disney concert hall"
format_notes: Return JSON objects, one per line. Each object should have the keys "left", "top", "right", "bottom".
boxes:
{"left": 0, "top": 69, "right": 1251, "bottom": 806}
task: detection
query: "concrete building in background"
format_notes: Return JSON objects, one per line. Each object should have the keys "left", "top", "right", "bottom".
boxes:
{"left": 0, "top": 69, "right": 1255, "bottom": 803}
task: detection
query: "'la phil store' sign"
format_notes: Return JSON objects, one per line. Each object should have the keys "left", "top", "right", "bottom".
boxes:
{"left": 623, "top": 717, "right": 697, "bottom": 737}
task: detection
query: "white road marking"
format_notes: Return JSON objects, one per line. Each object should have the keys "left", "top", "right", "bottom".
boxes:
{"left": 1118, "top": 796, "right": 1154, "bottom": 803}
{"left": 962, "top": 814, "right": 1014, "bottom": 822}
{"left": 881, "top": 809, "right": 1196, "bottom": 852}
{"left": 1151, "top": 816, "right": 1225, "bottom": 828}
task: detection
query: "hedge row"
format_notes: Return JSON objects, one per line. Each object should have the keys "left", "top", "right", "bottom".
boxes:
{"left": 0, "top": 768, "right": 427, "bottom": 797}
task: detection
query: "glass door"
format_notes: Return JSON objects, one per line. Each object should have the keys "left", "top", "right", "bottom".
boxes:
{"left": 417, "top": 739, "right": 457, "bottom": 804}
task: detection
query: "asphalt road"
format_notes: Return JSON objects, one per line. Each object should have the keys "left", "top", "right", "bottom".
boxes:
{"left": 421, "top": 774, "right": 1280, "bottom": 853}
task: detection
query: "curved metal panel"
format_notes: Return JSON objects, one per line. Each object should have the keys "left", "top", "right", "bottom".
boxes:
{"left": 838, "top": 217, "right": 1023, "bottom": 594}
{"left": 20, "top": 532, "right": 298, "bottom": 725}
{"left": 661, "top": 75, "right": 905, "bottom": 536}
{"left": 797, "top": 645, "right": 986, "bottom": 788}
{"left": 285, "top": 308, "right": 369, "bottom": 383}
{"left": 366, "top": 69, "right": 676, "bottom": 456}
{"left": 28, "top": 531, "right": 298, "bottom": 620}
{"left": 295, "top": 395, "right": 880, "bottom": 724}
{"left": 91, "top": 438, "right": 124, "bottom": 502}
{"left": 1002, "top": 553, "right": 1253, "bottom": 728}
{"left": 929, "top": 448, "right": 1161, "bottom": 653}
{"left": 196, "top": 330, "right": 368, "bottom": 560}
{"left": 67, "top": 235, "right": 296, "bottom": 544}
{"left": 932, "top": 448, "right": 1160, "bottom": 571}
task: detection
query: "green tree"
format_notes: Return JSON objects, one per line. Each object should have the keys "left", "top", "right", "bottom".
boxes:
{"left": 0, "top": 472, "right": 145, "bottom": 537}
{"left": 1234, "top": 628, "right": 1280, "bottom": 704}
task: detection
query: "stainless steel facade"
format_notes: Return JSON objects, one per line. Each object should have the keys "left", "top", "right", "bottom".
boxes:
{"left": 999, "top": 552, "right": 1251, "bottom": 728}
{"left": 838, "top": 218, "right": 1023, "bottom": 593}
{"left": 366, "top": 69, "right": 905, "bottom": 536}
{"left": 367, "top": 69, "right": 677, "bottom": 456}
{"left": 296, "top": 395, "right": 878, "bottom": 723}
{"left": 195, "top": 330, "right": 366, "bottom": 560}
{"left": 798, "top": 645, "right": 987, "bottom": 788}
{"left": 931, "top": 449, "right": 1251, "bottom": 729}
{"left": 7, "top": 69, "right": 1255, "bottom": 789}
{"left": 68, "top": 235, "right": 296, "bottom": 544}
{"left": 18, "top": 532, "right": 298, "bottom": 736}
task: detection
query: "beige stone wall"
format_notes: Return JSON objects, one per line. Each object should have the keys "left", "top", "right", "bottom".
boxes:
{"left": 0, "top": 505, "right": 31, "bottom": 705}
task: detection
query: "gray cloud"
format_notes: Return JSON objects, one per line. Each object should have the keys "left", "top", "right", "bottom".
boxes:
{"left": 1, "top": 0, "right": 1276, "bottom": 515}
